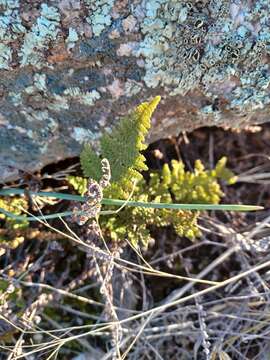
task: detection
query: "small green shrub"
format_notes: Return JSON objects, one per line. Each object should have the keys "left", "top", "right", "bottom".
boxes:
{"left": 0, "top": 197, "right": 28, "bottom": 253}
{"left": 0, "top": 197, "right": 29, "bottom": 230}
{"left": 69, "top": 157, "right": 236, "bottom": 247}
{"left": 68, "top": 97, "right": 236, "bottom": 247}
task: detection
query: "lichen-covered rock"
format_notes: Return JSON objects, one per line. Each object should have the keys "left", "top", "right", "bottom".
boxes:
{"left": 0, "top": 0, "right": 269, "bottom": 182}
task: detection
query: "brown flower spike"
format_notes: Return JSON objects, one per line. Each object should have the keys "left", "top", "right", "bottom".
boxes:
{"left": 72, "top": 158, "right": 111, "bottom": 225}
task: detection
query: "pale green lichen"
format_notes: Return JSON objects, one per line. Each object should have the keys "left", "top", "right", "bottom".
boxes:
{"left": 66, "top": 28, "right": 79, "bottom": 49}
{"left": 0, "top": 43, "right": 12, "bottom": 69}
{"left": 8, "top": 91, "right": 22, "bottom": 106}
{"left": 63, "top": 87, "right": 101, "bottom": 106}
{"left": 124, "top": 80, "right": 143, "bottom": 97}
{"left": 15, "top": 72, "right": 100, "bottom": 112}
{"left": 71, "top": 126, "right": 100, "bottom": 144}
{"left": 14, "top": 108, "right": 58, "bottom": 154}
{"left": 19, "top": 4, "right": 60, "bottom": 67}
{"left": 0, "top": 0, "right": 25, "bottom": 69}
{"left": 20, "top": 109, "right": 51, "bottom": 124}
{"left": 25, "top": 73, "right": 47, "bottom": 94}
{"left": 133, "top": 0, "right": 270, "bottom": 114}
{"left": 0, "top": 0, "right": 25, "bottom": 41}
{"left": 34, "top": 73, "right": 47, "bottom": 92}
{"left": 48, "top": 95, "right": 69, "bottom": 111}
{"left": 20, "top": 73, "right": 70, "bottom": 111}
{"left": 85, "top": 0, "right": 114, "bottom": 37}
{"left": 229, "top": 66, "right": 270, "bottom": 112}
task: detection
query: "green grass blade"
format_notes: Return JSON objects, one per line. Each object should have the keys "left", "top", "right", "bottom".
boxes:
{"left": 101, "top": 199, "right": 263, "bottom": 212}
{"left": 0, "top": 188, "right": 84, "bottom": 201}
{"left": 0, "top": 207, "right": 75, "bottom": 221}
{"left": 0, "top": 188, "right": 263, "bottom": 222}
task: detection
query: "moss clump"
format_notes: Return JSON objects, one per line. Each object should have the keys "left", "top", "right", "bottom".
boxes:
{"left": 101, "top": 157, "right": 236, "bottom": 247}
{"left": 0, "top": 197, "right": 28, "bottom": 253}
{"left": 69, "top": 157, "right": 236, "bottom": 248}
{"left": 69, "top": 97, "right": 237, "bottom": 247}
{"left": 0, "top": 197, "right": 29, "bottom": 230}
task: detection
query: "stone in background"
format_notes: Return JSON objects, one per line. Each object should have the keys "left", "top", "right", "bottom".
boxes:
{"left": 0, "top": 0, "right": 269, "bottom": 181}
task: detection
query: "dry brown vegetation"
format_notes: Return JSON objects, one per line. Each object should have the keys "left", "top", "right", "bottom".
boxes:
{"left": 1, "top": 125, "right": 270, "bottom": 360}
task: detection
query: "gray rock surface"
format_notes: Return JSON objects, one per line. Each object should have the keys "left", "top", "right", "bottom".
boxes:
{"left": 0, "top": 0, "right": 269, "bottom": 182}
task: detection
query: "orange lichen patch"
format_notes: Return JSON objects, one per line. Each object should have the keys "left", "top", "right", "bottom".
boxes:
{"left": 48, "top": 43, "right": 70, "bottom": 64}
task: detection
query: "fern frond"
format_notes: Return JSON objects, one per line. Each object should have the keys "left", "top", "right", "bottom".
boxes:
{"left": 80, "top": 96, "right": 161, "bottom": 198}
{"left": 80, "top": 143, "right": 102, "bottom": 180}
{"left": 101, "top": 96, "right": 160, "bottom": 183}
{"left": 75, "top": 95, "right": 236, "bottom": 248}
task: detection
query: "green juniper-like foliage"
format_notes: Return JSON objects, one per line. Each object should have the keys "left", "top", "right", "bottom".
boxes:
{"left": 0, "top": 197, "right": 28, "bottom": 252}
{"left": 69, "top": 157, "right": 236, "bottom": 248}
{"left": 68, "top": 97, "right": 237, "bottom": 248}
{"left": 100, "top": 157, "right": 236, "bottom": 247}
{"left": 0, "top": 198, "right": 29, "bottom": 230}
{"left": 67, "top": 176, "right": 88, "bottom": 197}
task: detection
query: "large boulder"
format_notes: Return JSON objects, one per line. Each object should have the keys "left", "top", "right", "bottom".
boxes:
{"left": 0, "top": 0, "right": 269, "bottom": 182}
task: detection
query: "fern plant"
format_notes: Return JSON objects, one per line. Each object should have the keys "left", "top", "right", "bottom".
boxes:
{"left": 80, "top": 96, "right": 161, "bottom": 199}
{"left": 69, "top": 157, "right": 236, "bottom": 247}
{"left": 0, "top": 97, "right": 259, "bottom": 246}
{"left": 68, "top": 96, "right": 237, "bottom": 247}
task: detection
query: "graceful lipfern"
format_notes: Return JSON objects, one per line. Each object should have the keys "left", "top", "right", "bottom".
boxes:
{"left": 69, "top": 157, "right": 236, "bottom": 247}
{"left": 69, "top": 96, "right": 237, "bottom": 247}
{"left": 80, "top": 96, "right": 161, "bottom": 198}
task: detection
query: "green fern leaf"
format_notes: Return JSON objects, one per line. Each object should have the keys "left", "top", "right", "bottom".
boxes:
{"left": 75, "top": 96, "right": 237, "bottom": 249}
{"left": 80, "top": 143, "right": 102, "bottom": 180}
{"left": 101, "top": 96, "right": 160, "bottom": 183}
{"left": 80, "top": 96, "right": 161, "bottom": 198}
